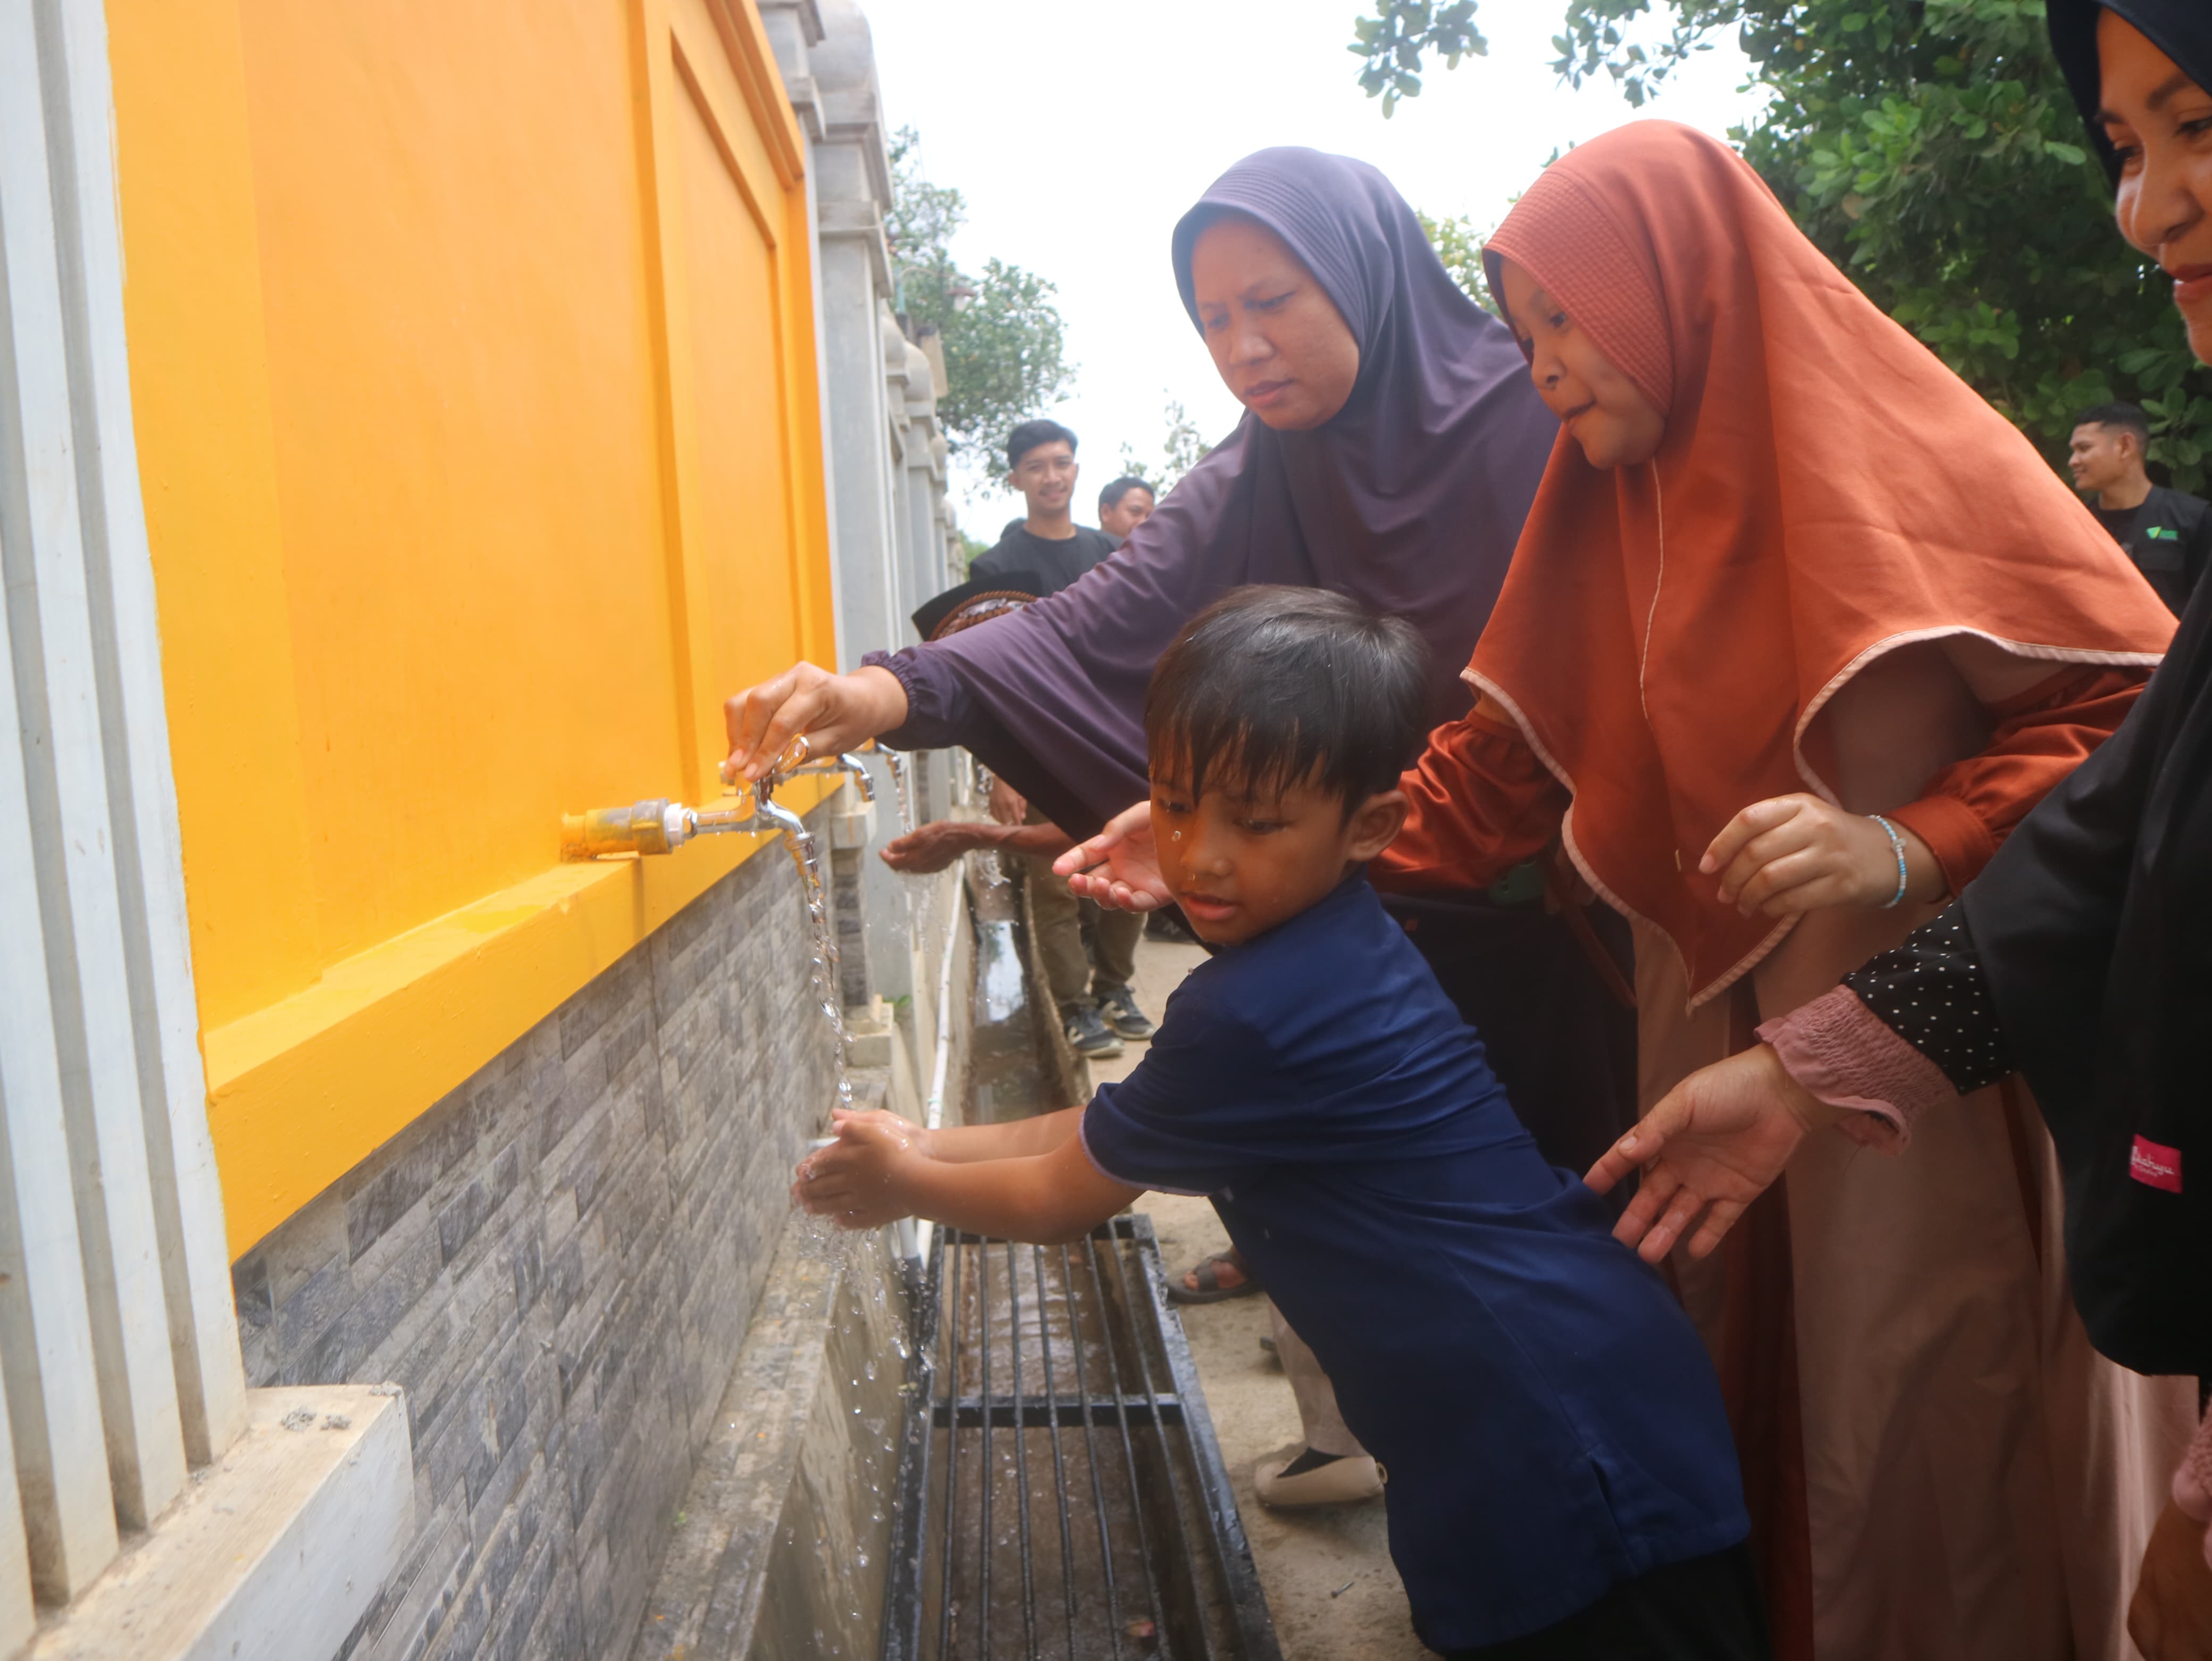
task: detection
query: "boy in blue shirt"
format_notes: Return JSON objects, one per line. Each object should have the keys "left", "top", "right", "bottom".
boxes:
{"left": 795, "top": 587, "right": 1759, "bottom": 1658}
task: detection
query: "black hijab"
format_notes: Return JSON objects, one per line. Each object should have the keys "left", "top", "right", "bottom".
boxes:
{"left": 1959, "top": 1, "right": 2212, "bottom": 1377}
{"left": 2048, "top": 0, "right": 2212, "bottom": 180}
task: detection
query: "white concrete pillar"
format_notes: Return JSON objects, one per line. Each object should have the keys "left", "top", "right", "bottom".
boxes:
{"left": 0, "top": 12, "right": 406, "bottom": 1653}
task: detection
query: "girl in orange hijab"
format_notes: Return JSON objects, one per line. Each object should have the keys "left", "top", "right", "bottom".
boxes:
{"left": 1375, "top": 121, "right": 2191, "bottom": 1661}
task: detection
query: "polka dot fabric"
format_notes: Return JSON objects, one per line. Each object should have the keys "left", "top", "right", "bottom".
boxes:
{"left": 1841, "top": 905, "right": 2011, "bottom": 1094}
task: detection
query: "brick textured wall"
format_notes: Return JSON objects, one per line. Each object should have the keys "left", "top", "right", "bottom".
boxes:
{"left": 230, "top": 811, "right": 839, "bottom": 1661}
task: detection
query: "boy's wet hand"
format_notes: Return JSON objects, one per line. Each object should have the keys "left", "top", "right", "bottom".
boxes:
{"left": 1053, "top": 801, "right": 1170, "bottom": 911}
{"left": 791, "top": 1109, "right": 927, "bottom": 1229}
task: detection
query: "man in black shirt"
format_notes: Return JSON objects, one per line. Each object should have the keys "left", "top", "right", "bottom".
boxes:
{"left": 963, "top": 421, "right": 1154, "bottom": 1058}
{"left": 2069, "top": 400, "right": 2212, "bottom": 615}
{"left": 1097, "top": 475, "right": 1158, "bottom": 548}
{"left": 969, "top": 420, "right": 1118, "bottom": 592}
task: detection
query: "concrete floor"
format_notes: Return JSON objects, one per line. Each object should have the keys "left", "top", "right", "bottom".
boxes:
{"left": 1090, "top": 935, "right": 1432, "bottom": 1661}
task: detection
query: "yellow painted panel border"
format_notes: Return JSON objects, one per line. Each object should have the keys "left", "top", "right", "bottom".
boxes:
{"left": 204, "top": 774, "right": 841, "bottom": 1258}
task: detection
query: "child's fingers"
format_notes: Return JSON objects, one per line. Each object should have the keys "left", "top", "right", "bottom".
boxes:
{"left": 1713, "top": 816, "right": 1827, "bottom": 905}
{"left": 1729, "top": 848, "right": 1828, "bottom": 915}
{"left": 1107, "top": 880, "right": 1158, "bottom": 913}
{"left": 1051, "top": 831, "right": 1120, "bottom": 880}
{"left": 1699, "top": 796, "right": 1803, "bottom": 877}
{"left": 800, "top": 1170, "right": 865, "bottom": 1208}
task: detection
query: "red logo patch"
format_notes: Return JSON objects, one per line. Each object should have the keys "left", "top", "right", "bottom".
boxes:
{"left": 2130, "top": 1136, "right": 2183, "bottom": 1194}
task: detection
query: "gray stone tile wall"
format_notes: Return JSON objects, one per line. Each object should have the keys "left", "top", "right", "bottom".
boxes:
{"left": 231, "top": 809, "right": 841, "bottom": 1661}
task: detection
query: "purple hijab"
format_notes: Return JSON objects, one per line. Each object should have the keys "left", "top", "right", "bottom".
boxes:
{"left": 876, "top": 148, "right": 1554, "bottom": 832}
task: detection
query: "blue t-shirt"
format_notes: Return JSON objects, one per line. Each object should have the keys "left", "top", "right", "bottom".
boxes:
{"left": 1080, "top": 875, "right": 1747, "bottom": 1650}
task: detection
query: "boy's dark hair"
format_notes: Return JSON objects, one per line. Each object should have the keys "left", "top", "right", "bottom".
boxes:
{"left": 1099, "top": 475, "right": 1155, "bottom": 513}
{"left": 1007, "top": 419, "right": 1078, "bottom": 472}
{"left": 1145, "top": 586, "right": 1429, "bottom": 819}
{"left": 2074, "top": 402, "right": 2150, "bottom": 448}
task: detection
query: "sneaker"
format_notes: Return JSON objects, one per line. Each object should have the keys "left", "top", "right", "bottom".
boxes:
{"left": 1098, "top": 985, "right": 1156, "bottom": 1041}
{"left": 1063, "top": 1006, "right": 1125, "bottom": 1058}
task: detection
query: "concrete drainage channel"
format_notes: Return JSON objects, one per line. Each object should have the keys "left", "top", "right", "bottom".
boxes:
{"left": 882, "top": 1218, "right": 1282, "bottom": 1661}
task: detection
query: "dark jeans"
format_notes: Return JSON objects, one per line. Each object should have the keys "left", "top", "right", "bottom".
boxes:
{"left": 1437, "top": 1543, "right": 1769, "bottom": 1661}
{"left": 1383, "top": 890, "right": 1639, "bottom": 1178}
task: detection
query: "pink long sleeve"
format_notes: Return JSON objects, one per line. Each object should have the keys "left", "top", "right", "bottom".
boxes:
{"left": 1755, "top": 984, "right": 1955, "bottom": 1153}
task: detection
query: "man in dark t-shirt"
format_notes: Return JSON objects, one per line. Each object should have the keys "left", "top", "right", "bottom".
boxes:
{"left": 968, "top": 419, "right": 1118, "bottom": 593}
{"left": 2070, "top": 400, "right": 2212, "bottom": 616}
{"left": 965, "top": 421, "right": 1153, "bottom": 1058}
{"left": 1097, "top": 474, "right": 1157, "bottom": 548}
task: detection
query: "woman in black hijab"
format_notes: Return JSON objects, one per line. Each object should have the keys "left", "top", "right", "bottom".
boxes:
{"left": 1588, "top": 5, "right": 2212, "bottom": 1654}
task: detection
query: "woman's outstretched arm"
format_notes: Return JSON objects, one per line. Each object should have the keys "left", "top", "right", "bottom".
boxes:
{"left": 1590, "top": 899, "right": 2007, "bottom": 1258}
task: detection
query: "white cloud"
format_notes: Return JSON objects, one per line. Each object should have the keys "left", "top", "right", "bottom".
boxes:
{"left": 863, "top": 0, "right": 1765, "bottom": 536}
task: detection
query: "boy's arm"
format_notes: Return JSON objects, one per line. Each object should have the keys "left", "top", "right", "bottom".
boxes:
{"left": 926, "top": 1105, "right": 1083, "bottom": 1163}
{"left": 794, "top": 1109, "right": 1139, "bottom": 1243}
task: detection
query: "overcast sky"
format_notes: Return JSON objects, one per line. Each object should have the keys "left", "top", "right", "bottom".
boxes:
{"left": 861, "top": 0, "right": 1767, "bottom": 534}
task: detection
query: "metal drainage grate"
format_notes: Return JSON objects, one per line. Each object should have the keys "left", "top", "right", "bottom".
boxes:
{"left": 882, "top": 1215, "right": 1281, "bottom": 1661}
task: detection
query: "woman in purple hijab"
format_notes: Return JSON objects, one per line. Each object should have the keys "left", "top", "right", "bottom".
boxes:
{"left": 727, "top": 147, "right": 1633, "bottom": 1168}
{"left": 731, "top": 148, "right": 1543, "bottom": 821}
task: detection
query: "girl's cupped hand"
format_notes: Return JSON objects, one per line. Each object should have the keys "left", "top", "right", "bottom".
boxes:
{"left": 1053, "top": 800, "right": 1172, "bottom": 912}
{"left": 1701, "top": 792, "right": 1938, "bottom": 917}
{"left": 792, "top": 1108, "right": 926, "bottom": 1230}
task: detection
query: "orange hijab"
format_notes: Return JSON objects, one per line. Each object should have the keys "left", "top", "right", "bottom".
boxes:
{"left": 1473, "top": 121, "right": 2172, "bottom": 1007}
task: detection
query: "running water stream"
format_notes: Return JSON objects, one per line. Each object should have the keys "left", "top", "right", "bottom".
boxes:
{"left": 756, "top": 796, "right": 853, "bottom": 1112}
{"left": 883, "top": 748, "right": 917, "bottom": 838}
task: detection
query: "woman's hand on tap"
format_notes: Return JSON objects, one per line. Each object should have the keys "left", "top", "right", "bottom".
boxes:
{"left": 1053, "top": 800, "right": 1172, "bottom": 912}
{"left": 724, "top": 662, "right": 909, "bottom": 784}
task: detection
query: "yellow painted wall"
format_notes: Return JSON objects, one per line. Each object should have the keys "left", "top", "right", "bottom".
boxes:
{"left": 107, "top": 0, "right": 834, "bottom": 1256}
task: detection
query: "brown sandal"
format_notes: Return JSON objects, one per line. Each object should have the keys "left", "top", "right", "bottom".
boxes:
{"left": 1168, "top": 1249, "right": 1263, "bottom": 1304}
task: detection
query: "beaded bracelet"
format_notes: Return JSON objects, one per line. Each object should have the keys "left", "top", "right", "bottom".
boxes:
{"left": 1869, "top": 814, "right": 1908, "bottom": 910}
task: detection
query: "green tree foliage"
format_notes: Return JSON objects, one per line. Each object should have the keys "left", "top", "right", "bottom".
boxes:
{"left": 1350, "top": 0, "right": 2212, "bottom": 488}
{"left": 887, "top": 128, "right": 1076, "bottom": 483}
{"left": 1351, "top": 1, "right": 1487, "bottom": 117}
{"left": 1117, "top": 398, "right": 1217, "bottom": 495}
{"left": 1418, "top": 208, "right": 1502, "bottom": 314}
